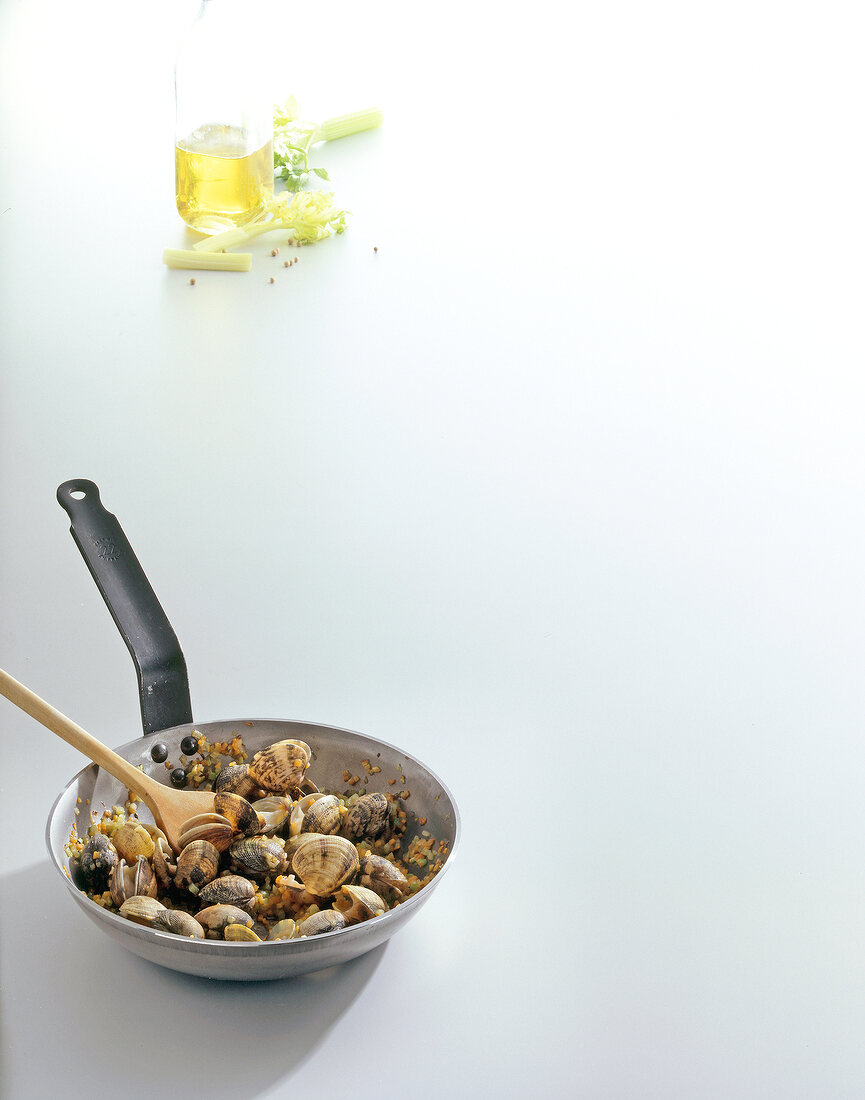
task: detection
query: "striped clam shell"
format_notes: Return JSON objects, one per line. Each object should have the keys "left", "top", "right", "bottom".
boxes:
{"left": 229, "top": 836, "right": 289, "bottom": 878}
{"left": 342, "top": 792, "right": 389, "bottom": 841}
{"left": 296, "top": 909, "right": 348, "bottom": 937}
{"left": 151, "top": 909, "right": 206, "bottom": 939}
{"left": 173, "top": 839, "right": 221, "bottom": 892}
{"left": 291, "top": 834, "right": 359, "bottom": 898}
{"left": 248, "top": 740, "right": 311, "bottom": 794}
{"left": 196, "top": 904, "right": 255, "bottom": 938}
{"left": 196, "top": 874, "right": 257, "bottom": 913}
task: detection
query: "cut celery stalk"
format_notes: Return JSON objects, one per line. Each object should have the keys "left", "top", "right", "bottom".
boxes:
{"left": 163, "top": 248, "right": 252, "bottom": 271}
{"left": 315, "top": 107, "right": 383, "bottom": 143}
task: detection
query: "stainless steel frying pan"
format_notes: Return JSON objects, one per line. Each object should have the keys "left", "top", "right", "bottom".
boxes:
{"left": 45, "top": 479, "right": 460, "bottom": 981}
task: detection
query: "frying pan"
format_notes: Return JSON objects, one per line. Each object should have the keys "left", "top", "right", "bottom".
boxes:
{"left": 45, "top": 479, "right": 460, "bottom": 981}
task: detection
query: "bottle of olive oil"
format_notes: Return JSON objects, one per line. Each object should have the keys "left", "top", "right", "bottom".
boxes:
{"left": 174, "top": 1, "right": 273, "bottom": 235}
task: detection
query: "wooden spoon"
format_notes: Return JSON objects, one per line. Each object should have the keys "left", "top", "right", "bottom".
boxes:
{"left": 0, "top": 668, "right": 215, "bottom": 853}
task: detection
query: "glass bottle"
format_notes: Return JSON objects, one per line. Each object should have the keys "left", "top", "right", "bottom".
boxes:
{"left": 174, "top": 0, "right": 274, "bottom": 235}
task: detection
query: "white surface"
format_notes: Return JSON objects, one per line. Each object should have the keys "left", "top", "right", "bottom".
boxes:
{"left": 2, "top": 0, "right": 865, "bottom": 1096}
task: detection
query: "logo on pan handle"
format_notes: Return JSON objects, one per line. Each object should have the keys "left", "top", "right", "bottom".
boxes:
{"left": 94, "top": 537, "right": 122, "bottom": 563}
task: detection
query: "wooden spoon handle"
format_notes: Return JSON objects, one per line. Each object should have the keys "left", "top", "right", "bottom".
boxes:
{"left": 0, "top": 668, "right": 163, "bottom": 802}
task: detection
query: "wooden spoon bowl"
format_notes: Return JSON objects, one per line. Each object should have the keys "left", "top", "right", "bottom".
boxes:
{"left": 0, "top": 668, "right": 215, "bottom": 853}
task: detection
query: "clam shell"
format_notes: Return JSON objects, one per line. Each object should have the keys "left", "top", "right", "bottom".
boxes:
{"left": 291, "top": 834, "right": 359, "bottom": 898}
{"left": 229, "top": 836, "right": 289, "bottom": 878}
{"left": 196, "top": 904, "right": 255, "bottom": 938}
{"left": 178, "top": 812, "right": 234, "bottom": 852}
{"left": 288, "top": 800, "right": 306, "bottom": 837}
{"left": 272, "top": 872, "right": 317, "bottom": 908}
{"left": 214, "top": 792, "right": 262, "bottom": 837}
{"left": 224, "top": 923, "right": 263, "bottom": 941}
{"left": 78, "top": 833, "right": 118, "bottom": 893}
{"left": 109, "top": 855, "right": 158, "bottom": 908}
{"left": 267, "top": 918, "right": 297, "bottom": 941}
{"left": 251, "top": 796, "right": 292, "bottom": 835}
{"left": 112, "top": 822, "right": 156, "bottom": 863}
{"left": 359, "top": 853, "right": 408, "bottom": 899}
{"left": 301, "top": 794, "right": 342, "bottom": 836}
{"left": 333, "top": 884, "right": 388, "bottom": 923}
{"left": 296, "top": 909, "right": 348, "bottom": 937}
{"left": 152, "top": 836, "right": 177, "bottom": 890}
{"left": 248, "top": 739, "right": 311, "bottom": 794}
{"left": 174, "top": 839, "right": 221, "bottom": 892}
{"left": 196, "top": 874, "right": 257, "bottom": 913}
{"left": 213, "top": 763, "right": 260, "bottom": 800}
{"left": 119, "top": 895, "right": 166, "bottom": 927}
{"left": 343, "top": 792, "right": 389, "bottom": 841}
{"left": 151, "top": 909, "right": 206, "bottom": 939}
{"left": 285, "top": 832, "right": 322, "bottom": 859}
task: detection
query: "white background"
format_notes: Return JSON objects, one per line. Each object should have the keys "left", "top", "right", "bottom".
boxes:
{"left": 2, "top": 0, "right": 865, "bottom": 1096}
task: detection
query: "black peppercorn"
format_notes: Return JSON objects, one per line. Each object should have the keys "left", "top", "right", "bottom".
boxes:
{"left": 180, "top": 735, "right": 198, "bottom": 757}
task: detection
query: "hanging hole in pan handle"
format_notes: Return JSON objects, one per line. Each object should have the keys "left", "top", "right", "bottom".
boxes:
{"left": 57, "top": 478, "right": 98, "bottom": 507}
{"left": 57, "top": 478, "right": 194, "bottom": 737}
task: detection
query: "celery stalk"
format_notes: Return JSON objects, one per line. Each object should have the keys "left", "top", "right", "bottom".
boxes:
{"left": 193, "top": 190, "right": 348, "bottom": 253}
{"left": 315, "top": 107, "right": 383, "bottom": 143}
{"left": 163, "top": 248, "right": 252, "bottom": 271}
{"left": 192, "top": 223, "right": 279, "bottom": 253}
{"left": 273, "top": 99, "right": 382, "bottom": 190}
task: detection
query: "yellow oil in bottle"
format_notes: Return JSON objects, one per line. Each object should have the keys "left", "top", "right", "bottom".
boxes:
{"left": 175, "top": 124, "right": 274, "bottom": 235}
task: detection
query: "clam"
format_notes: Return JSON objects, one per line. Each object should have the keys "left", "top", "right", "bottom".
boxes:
{"left": 196, "top": 874, "right": 257, "bottom": 913}
{"left": 196, "top": 904, "right": 255, "bottom": 938}
{"left": 248, "top": 739, "right": 311, "bottom": 794}
{"left": 139, "top": 823, "right": 169, "bottom": 845}
{"left": 229, "top": 835, "right": 289, "bottom": 878}
{"left": 224, "top": 923, "right": 263, "bottom": 941}
{"left": 78, "top": 832, "right": 118, "bottom": 893}
{"left": 173, "top": 839, "right": 221, "bottom": 892}
{"left": 272, "top": 872, "right": 318, "bottom": 908}
{"left": 291, "top": 834, "right": 359, "bottom": 898}
{"left": 333, "top": 884, "right": 388, "bottom": 924}
{"left": 267, "top": 918, "right": 297, "bottom": 940}
{"left": 251, "top": 796, "right": 292, "bottom": 835}
{"left": 112, "top": 821, "right": 156, "bottom": 863}
{"left": 343, "top": 792, "right": 389, "bottom": 841}
{"left": 109, "top": 855, "right": 158, "bottom": 907}
{"left": 296, "top": 909, "right": 348, "bottom": 937}
{"left": 213, "top": 791, "right": 262, "bottom": 837}
{"left": 119, "top": 895, "right": 166, "bottom": 927}
{"left": 285, "top": 832, "right": 322, "bottom": 860}
{"left": 359, "top": 853, "right": 409, "bottom": 899}
{"left": 177, "top": 812, "right": 234, "bottom": 852}
{"left": 213, "top": 763, "right": 260, "bottom": 800}
{"left": 289, "top": 792, "right": 328, "bottom": 837}
{"left": 152, "top": 835, "right": 178, "bottom": 890}
{"left": 301, "top": 794, "right": 342, "bottom": 836}
{"left": 151, "top": 909, "right": 206, "bottom": 939}
{"left": 288, "top": 799, "right": 306, "bottom": 837}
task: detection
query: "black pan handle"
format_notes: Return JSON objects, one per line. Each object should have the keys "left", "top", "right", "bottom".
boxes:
{"left": 57, "top": 479, "right": 193, "bottom": 736}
